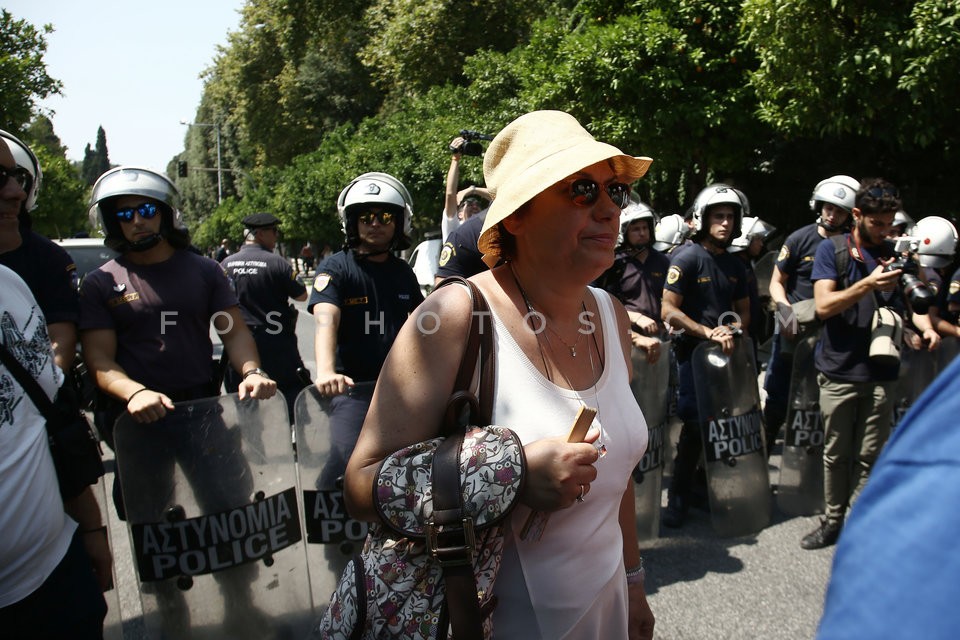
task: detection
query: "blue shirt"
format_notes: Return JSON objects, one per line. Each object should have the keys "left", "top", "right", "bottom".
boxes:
{"left": 810, "top": 234, "right": 899, "bottom": 382}
{"left": 436, "top": 211, "right": 487, "bottom": 279}
{"left": 948, "top": 266, "right": 960, "bottom": 307}
{"left": 774, "top": 222, "right": 823, "bottom": 303}
{"left": 308, "top": 250, "right": 423, "bottom": 382}
{"left": 600, "top": 247, "right": 670, "bottom": 327}
{"left": 664, "top": 243, "right": 749, "bottom": 360}
{"left": 817, "top": 355, "right": 960, "bottom": 640}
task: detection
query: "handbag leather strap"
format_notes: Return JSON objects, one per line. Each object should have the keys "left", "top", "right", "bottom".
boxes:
{"left": 430, "top": 277, "right": 495, "bottom": 640}
{"left": 0, "top": 342, "right": 58, "bottom": 421}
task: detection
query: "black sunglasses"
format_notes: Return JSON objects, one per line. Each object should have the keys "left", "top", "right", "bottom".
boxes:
{"left": 115, "top": 202, "right": 160, "bottom": 223}
{"left": 0, "top": 165, "right": 31, "bottom": 191}
{"left": 570, "top": 178, "right": 631, "bottom": 209}
{"left": 357, "top": 210, "right": 395, "bottom": 226}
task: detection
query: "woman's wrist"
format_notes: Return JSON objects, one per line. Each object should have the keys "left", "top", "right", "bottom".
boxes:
{"left": 626, "top": 558, "right": 645, "bottom": 586}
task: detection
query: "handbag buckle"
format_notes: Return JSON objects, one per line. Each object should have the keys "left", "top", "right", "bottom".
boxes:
{"left": 426, "top": 517, "right": 476, "bottom": 567}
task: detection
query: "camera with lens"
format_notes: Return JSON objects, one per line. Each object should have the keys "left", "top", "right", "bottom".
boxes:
{"left": 883, "top": 237, "right": 935, "bottom": 314}
{"left": 449, "top": 129, "right": 494, "bottom": 157}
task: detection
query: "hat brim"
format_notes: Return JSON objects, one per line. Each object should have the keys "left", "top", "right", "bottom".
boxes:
{"left": 479, "top": 142, "right": 651, "bottom": 267}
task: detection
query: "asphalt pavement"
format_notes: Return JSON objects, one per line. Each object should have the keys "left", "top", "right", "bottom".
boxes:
{"left": 100, "top": 299, "right": 834, "bottom": 639}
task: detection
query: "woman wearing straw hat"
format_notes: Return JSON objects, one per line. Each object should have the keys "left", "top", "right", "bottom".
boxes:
{"left": 344, "top": 110, "right": 656, "bottom": 639}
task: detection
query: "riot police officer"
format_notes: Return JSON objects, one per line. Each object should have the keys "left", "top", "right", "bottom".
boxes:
{"left": 596, "top": 200, "right": 669, "bottom": 362}
{"left": 221, "top": 212, "right": 308, "bottom": 421}
{"left": 661, "top": 184, "right": 751, "bottom": 527}
{"left": 764, "top": 175, "right": 859, "bottom": 454}
{"left": 309, "top": 172, "right": 424, "bottom": 486}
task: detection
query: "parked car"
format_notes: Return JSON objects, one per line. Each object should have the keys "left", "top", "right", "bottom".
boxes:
{"left": 54, "top": 237, "right": 118, "bottom": 289}
{"left": 407, "top": 237, "right": 442, "bottom": 297}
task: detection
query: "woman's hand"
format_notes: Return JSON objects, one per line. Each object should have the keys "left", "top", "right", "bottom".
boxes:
{"left": 520, "top": 429, "right": 600, "bottom": 511}
{"left": 628, "top": 582, "right": 655, "bottom": 640}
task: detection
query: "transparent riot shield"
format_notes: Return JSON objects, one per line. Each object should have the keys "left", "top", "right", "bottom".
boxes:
{"left": 692, "top": 338, "right": 771, "bottom": 537}
{"left": 777, "top": 330, "right": 825, "bottom": 516}
{"left": 114, "top": 393, "right": 312, "bottom": 639}
{"left": 293, "top": 386, "right": 372, "bottom": 619}
{"left": 629, "top": 347, "right": 670, "bottom": 541}
{"left": 892, "top": 345, "right": 938, "bottom": 429}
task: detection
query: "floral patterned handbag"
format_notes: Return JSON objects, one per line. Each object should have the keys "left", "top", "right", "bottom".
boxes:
{"left": 314, "top": 278, "right": 525, "bottom": 640}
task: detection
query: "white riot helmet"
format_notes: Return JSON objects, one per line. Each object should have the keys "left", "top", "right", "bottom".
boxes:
{"left": 653, "top": 213, "right": 690, "bottom": 252}
{"left": 336, "top": 172, "right": 413, "bottom": 251}
{"left": 88, "top": 166, "right": 188, "bottom": 252}
{"left": 809, "top": 175, "right": 859, "bottom": 232}
{"left": 892, "top": 210, "right": 914, "bottom": 234}
{"left": 618, "top": 201, "right": 657, "bottom": 249}
{"left": 690, "top": 184, "right": 744, "bottom": 241}
{"left": 913, "top": 216, "right": 958, "bottom": 269}
{"left": 0, "top": 129, "right": 42, "bottom": 212}
{"left": 730, "top": 216, "right": 777, "bottom": 253}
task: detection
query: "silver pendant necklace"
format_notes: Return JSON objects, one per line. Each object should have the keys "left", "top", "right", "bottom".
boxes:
{"left": 509, "top": 263, "right": 608, "bottom": 457}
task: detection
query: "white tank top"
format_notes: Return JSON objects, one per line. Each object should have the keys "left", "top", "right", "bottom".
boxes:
{"left": 489, "top": 286, "right": 648, "bottom": 639}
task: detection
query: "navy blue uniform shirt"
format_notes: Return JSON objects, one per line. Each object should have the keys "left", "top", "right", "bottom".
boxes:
{"left": 664, "top": 243, "right": 749, "bottom": 360}
{"left": 308, "top": 250, "right": 423, "bottom": 383}
{"left": 436, "top": 211, "right": 487, "bottom": 279}
{"left": 0, "top": 231, "right": 79, "bottom": 325}
{"left": 222, "top": 243, "right": 306, "bottom": 332}
{"left": 774, "top": 222, "right": 824, "bottom": 303}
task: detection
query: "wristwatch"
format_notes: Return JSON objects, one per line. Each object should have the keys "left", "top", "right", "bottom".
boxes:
{"left": 242, "top": 367, "right": 270, "bottom": 380}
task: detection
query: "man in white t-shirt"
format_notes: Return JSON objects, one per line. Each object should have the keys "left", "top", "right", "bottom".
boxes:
{"left": 0, "top": 140, "right": 110, "bottom": 638}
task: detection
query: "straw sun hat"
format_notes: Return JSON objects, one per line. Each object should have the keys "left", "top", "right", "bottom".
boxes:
{"left": 478, "top": 110, "right": 653, "bottom": 267}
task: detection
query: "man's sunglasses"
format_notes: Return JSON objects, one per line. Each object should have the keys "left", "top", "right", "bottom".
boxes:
{"left": 570, "top": 179, "right": 631, "bottom": 209}
{"left": 0, "top": 165, "right": 31, "bottom": 191}
{"left": 115, "top": 202, "right": 160, "bottom": 223}
{"left": 357, "top": 210, "right": 395, "bottom": 226}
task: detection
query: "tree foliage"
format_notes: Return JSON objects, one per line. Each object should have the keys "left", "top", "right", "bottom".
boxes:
{"left": 742, "top": 0, "right": 960, "bottom": 149}
{"left": 0, "top": 10, "right": 63, "bottom": 130}
{"left": 9, "top": 1, "right": 960, "bottom": 240}
{"left": 81, "top": 126, "right": 111, "bottom": 185}
{"left": 28, "top": 146, "right": 88, "bottom": 238}
{"left": 358, "top": 0, "right": 548, "bottom": 98}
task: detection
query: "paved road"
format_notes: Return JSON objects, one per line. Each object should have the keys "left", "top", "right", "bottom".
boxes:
{"left": 101, "top": 298, "right": 834, "bottom": 639}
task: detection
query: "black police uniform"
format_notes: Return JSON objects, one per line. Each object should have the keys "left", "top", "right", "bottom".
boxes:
{"left": 308, "top": 248, "right": 424, "bottom": 487}
{"left": 436, "top": 210, "right": 488, "bottom": 280}
{"left": 0, "top": 231, "right": 79, "bottom": 324}
{"left": 221, "top": 214, "right": 308, "bottom": 419}
{"left": 663, "top": 242, "right": 749, "bottom": 521}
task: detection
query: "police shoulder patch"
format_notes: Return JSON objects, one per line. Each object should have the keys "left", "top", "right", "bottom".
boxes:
{"left": 666, "top": 265, "right": 682, "bottom": 285}
{"left": 438, "top": 244, "right": 455, "bottom": 267}
{"left": 313, "top": 273, "right": 332, "bottom": 292}
{"left": 777, "top": 245, "right": 790, "bottom": 262}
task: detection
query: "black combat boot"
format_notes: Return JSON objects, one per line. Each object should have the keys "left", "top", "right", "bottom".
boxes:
{"left": 800, "top": 518, "right": 843, "bottom": 550}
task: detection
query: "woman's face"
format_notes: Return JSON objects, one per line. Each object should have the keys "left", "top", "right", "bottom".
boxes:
{"left": 506, "top": 159, "right": 625, "bottom": 278}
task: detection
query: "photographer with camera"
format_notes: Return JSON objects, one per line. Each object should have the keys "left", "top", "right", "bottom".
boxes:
{"left": 801, "top": 178, "right": 940, "bottom": 551}
{"left": 441, "top": 132, "right": 492, "bottom": 242}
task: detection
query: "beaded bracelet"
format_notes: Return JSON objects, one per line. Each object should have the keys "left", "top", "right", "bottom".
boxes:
{"left": 626, "top": 558, "right": 645, "bottom": 586}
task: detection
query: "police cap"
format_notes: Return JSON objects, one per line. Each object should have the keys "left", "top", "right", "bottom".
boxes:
{"left": 242, "top": 212, "right": 280, "bottom": 229}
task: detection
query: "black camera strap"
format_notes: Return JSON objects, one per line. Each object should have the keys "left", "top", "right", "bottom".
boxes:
{"left": 0, "top": 342, "right": 60, "bottom": 423}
